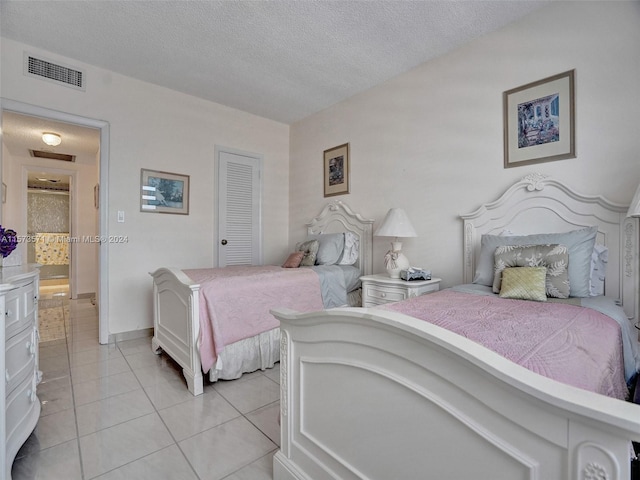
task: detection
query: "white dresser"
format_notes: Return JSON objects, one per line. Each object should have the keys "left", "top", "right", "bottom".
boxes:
{"left": 0, "top": 265, "right": 40, "bottom": 480}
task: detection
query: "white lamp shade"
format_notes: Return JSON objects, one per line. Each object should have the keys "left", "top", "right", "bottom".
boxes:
{"left": 374, "top": 208, "right": 417, "bottom": 238}
{"left": 627, "top": 184, "right": 640, "bottom": 217}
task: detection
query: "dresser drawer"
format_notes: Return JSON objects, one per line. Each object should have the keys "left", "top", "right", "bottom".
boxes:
{"left": 6, "top": 372, "right": 39, "bottom": 446}
{"left": 6, "top": 326, "right": 37, "bottom": 393}
{"left": 5, "top": 280, "right": 37, "bottom": 338}
{"left": 364, "top": 285, "right": 407, "bottom": 303}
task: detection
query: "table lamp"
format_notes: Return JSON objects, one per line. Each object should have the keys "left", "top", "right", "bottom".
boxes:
{"left": 374, "top": 208, "right": 417, "bottom": 278}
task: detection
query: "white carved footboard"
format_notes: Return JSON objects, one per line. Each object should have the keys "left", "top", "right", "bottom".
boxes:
{"left": 150, "top": 267, "right": 203, "bottom": 395}
{"left": 272, "top": 307, "right": 640, "bottom": 480}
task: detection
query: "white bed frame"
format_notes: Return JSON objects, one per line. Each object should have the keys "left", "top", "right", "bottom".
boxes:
{"left": 272, "top": 173, "right": 640, "bottom": 480}
{"left": 149, "top": 201, "right": 374, "bottom": 395}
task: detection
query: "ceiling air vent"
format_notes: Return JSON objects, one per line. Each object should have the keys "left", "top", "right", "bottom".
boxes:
{"left": 29, "top": 150, "right": 76, "bottom": 162}
{"left": 24, "top": 53, "right": 85, "bottom": 91}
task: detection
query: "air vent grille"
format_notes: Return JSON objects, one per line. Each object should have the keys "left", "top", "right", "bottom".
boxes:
{"left": 29, "top": 150, "right": 76, "bottom": 162}
{"left": 28, "top": 181, "right": 70, "bottom": 192}
{"left": 24, "top": 54, "right": 85, "bottom": 90}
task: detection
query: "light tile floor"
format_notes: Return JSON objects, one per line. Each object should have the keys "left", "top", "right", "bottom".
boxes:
{"left": 11, "top": 285, "right": 280, "bottom": 480}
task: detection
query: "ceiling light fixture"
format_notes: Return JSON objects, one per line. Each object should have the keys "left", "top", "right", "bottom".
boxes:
{"left": 42, "top": 132, "right": 62, "bottom": 146}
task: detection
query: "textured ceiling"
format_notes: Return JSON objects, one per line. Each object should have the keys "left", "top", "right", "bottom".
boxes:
{"left": 1, "top": 0, "right": 549, "bottom": 125}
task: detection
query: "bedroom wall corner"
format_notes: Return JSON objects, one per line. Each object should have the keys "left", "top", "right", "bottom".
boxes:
{"left": 289, "top": 1, "right": 640, "bottom": 287}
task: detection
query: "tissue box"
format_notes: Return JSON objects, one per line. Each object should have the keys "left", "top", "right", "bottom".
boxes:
{"left": 400, "top": 268, "right": 431, "bottom": 281}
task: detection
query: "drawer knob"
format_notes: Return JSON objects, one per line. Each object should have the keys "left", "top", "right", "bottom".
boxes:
{"left": 5, "top": 369, "right": 9, "bottom": 383}
{"left": 5, "top": 309, "right": 11, "bottom": 317}
{"left": 26, "top": 341, "right": 35, "bottom": 355}
{"left": 380, "top": 292, "right": 386, "bottom": 298}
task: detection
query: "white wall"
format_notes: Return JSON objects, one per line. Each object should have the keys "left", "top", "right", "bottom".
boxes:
{"left": 1, "top": 38, "right": 290, "bottom": 336}
{"left": 290, "top": 1, "right": 640, "bottom": 287}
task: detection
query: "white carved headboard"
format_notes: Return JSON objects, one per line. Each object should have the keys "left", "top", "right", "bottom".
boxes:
{"left": 460, "top": 173, "right": 639, "bottom": 325}
{"left": 306, "top": 201, "right": 375, "bottom": 277}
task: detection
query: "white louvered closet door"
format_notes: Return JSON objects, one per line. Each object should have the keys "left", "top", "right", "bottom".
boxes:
{"left": 217, "top": 149, "right": 262, "bottom": 267}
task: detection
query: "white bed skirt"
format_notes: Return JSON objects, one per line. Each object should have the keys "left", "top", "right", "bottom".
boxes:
{"left": 206, "top": 288, "right": 361, "bottom": 383}
{"left": 208, "top": 327, "right": 281, "bottom": 382}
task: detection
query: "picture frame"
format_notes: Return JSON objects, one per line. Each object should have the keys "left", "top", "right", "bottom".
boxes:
{"left": 323, "top": 143, "right": 350, "bottom": 197}
{"left": 503, "top": 70, "right": 575, "bottom": 168}
{"left": 140, "top": 168, "right": 190, "bottom": 214}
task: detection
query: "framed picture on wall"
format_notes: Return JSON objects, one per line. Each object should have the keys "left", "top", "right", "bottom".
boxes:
{"left": 323, "top": 143, "right": 350, "bottom": 197}
{"left": 503, "top": 70, "right": 575, "bottom": 168}
{"left": 140, "top": 169, "right": 190, "bottom": 214}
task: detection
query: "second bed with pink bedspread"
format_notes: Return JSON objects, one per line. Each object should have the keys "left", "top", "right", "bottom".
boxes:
{"left": 184, "top": 265, "right": 324, "bottom": 373}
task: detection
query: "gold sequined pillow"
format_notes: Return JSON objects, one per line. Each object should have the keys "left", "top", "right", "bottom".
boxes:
{"left": 499, "top": 267, "right": 547, "bottom": 302}
{"left": 493, "top": 244, "right": 569, "bottom": 298}
{"left": 295, "top": 240, "right": 319, "bottom": 266}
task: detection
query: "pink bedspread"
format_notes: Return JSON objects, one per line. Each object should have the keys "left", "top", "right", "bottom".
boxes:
{"left": 381, "top": 290, "right": 627, "bottom": 399}
{"left": 184, "top": 265, "right": 324, "bottom": 373}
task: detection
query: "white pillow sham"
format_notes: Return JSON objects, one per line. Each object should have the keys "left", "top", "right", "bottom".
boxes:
{"left": 589, "top": 244, "right": 608, "bottom": 296}
{"left": 338, "top": 232, "right": 359, "bottom": 265}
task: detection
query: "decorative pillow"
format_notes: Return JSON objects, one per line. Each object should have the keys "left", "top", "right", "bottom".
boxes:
{"left": 499, "top": 267, "right": 548, "bottom": 302}
{"left": 589, "top": 244, "right": 608, "bottom": 296}
{"left": 473, "top": 226, "right": 597, "bottom": 297}
{"left": 493, "top": 244, "right": 569, "bottom": 298}
{"left": 338, "top": 232, "right": 359, "bottom": 265}
{"left": 282, "top": 251, "right": 304, "bottom": 268}
{"left": 296, "top": 239, "right": 319, "bottom": 266}
{"left": 493, "top": 228, "right": 606, "bottom": 298}
{"left": 306, "top": 233, "right": 345, "bottom": 265}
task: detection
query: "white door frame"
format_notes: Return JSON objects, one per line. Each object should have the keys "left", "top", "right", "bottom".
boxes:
{"left": 0, "top": 98, "right": 110, "bottom": 344}
{"left": 214, "top": 145, "right": 263, "bottom": 267}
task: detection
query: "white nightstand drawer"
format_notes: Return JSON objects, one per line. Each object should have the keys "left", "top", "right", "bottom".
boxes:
{"left": 364, "top": 285, "right": 407, "bottom": 303}
{"left": 360, "top": 274, "right": 442, "bottom": 307}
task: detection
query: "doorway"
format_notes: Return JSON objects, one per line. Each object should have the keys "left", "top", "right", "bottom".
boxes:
{"left": 0, "top": 99, "right": 110, "bottom": 344}
{"left": 27, "top": 171, "right": 72, "bottom": 289}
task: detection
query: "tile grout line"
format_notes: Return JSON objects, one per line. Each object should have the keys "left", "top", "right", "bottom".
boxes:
{"left": 117, "top": 342, "right": 204, "bottom": 480}
{"left": 58, "top": 294, "right": 88, "bottom": 480}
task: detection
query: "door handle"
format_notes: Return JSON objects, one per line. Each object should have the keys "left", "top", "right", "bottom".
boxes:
{"left": 221, "top": 239, "right": 228, "bottom": 245}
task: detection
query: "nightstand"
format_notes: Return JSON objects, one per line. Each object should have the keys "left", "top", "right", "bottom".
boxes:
{"left": 360, "top": 274, "right": 441, "bottom": 307}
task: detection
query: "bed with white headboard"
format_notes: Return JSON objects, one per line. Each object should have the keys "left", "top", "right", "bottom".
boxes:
{"left": 150, "top": 201, "right": 374, "bottom": 395}
{"left": 272, "top": 174, "right": 640, "bottom": 480}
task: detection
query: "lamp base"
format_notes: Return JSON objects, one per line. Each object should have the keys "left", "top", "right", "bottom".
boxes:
{"left": 383, "top": 241, "right": 410, "bottom": 279}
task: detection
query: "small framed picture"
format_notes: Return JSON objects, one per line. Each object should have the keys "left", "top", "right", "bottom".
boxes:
{"left": 323, "top": 143, "right": 350, "bottom": 197}
{"left": 140, "top": 169, "right": 190, "bottom": 214}
{"left": 503, "top": 70, "right": 575, "bottom": 168}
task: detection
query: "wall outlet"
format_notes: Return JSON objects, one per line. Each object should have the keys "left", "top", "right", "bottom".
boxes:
{"left": 117, "top": 211, "right": 125, "bottom": 223}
